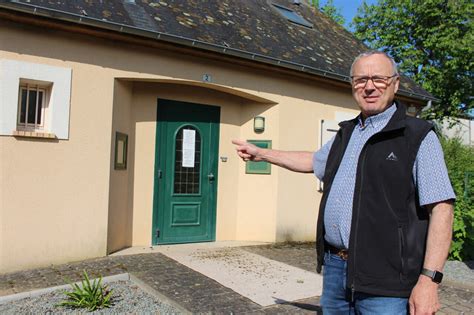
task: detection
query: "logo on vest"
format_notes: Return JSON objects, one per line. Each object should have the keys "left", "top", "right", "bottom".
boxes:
{"left": 386, "top": 152, "right": 398, "bottom": 161}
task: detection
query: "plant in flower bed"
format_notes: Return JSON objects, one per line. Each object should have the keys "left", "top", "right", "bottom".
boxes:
{"left": 57, "top": 270, "right": 114, "bottom": 311}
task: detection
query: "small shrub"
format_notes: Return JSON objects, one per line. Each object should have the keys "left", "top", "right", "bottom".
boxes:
{"left": 57, "top": 270, "right": 113, "bottom": 311}
{"left": 440, "top": 136, "right": 474, "bottom": 261}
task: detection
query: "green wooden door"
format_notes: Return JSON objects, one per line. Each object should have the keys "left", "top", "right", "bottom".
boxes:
{"left": 152, "top": 99, "right": 220, "bottom": 244}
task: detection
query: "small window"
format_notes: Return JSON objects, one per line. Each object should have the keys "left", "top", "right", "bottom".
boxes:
{"left": 272, "top": 3, "right": 313, "bottom": 28}
{"left": 17, "top": 82, "right": 50, "bottom": 131}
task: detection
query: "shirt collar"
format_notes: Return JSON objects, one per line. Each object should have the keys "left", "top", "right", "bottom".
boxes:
{"left": 357, "top": 103, "right": 397, "bottom": 129}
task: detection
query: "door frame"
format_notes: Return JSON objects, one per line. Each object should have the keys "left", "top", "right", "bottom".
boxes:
{"left": 151, "top": 98, "right": 220, "bottom": 245}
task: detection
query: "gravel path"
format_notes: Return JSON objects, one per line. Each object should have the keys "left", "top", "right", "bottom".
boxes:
{"left": 0, "top": 280, "right": 183, "bottom": 314}
{"left": 444, "top": 260, "right": 474, "bottom": 289}
{"left": 244, "top": 243, "right": 474, "bottom": 290}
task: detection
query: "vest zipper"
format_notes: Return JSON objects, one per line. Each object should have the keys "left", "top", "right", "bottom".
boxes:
{"left": 349, "top": 143, "right": 368, "bottom": 302}
{"left": 398, "top": 225, "right": 405, "bottom": 278}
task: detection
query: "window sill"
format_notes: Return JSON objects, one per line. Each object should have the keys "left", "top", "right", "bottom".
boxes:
{"left": 13, "top": 130, "right": 57, "bottom": 139}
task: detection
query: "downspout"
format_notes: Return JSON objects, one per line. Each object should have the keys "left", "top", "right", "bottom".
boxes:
{"left": 421, "top": 100, "right": 432, "bottom": 114}
{"left": 417, "top": 100, "right": 432, "bottom": 118}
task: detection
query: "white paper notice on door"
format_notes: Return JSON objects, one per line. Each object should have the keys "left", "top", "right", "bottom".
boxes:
{"left": 182, "top": 129, "right": 196, "bottom": 168}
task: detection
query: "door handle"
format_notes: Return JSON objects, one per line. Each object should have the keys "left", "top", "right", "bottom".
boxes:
{"left": 157, "top": 170, "right": 162, "bottom": 179}
{"left": 208, "top": 173, "right": 215, "bottom": 181}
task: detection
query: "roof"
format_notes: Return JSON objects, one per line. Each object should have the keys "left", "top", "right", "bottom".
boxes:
{"left": 0, "top": 0, "right": 436, "bottom": 102}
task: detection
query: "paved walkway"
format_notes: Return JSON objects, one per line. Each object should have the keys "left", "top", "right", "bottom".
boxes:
{"left": 0, "top": 243, "right": 472, "bottom": 314}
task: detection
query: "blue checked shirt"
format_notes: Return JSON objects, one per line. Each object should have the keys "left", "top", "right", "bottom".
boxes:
{"left": 313, "top": 104, "right": 455, "bottom": 249}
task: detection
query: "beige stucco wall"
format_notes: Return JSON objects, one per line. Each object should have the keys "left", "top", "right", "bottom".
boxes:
{"left": 107, "top": 80, "right": 134, "bottom": 253}
{"left": 0, "top": 41, "right": 116, "bottom": 272}
{"left": 0, "top": 19, "right": 359, "bottom": 272}
{"left": 275, "top": 88, "right": 359, "bottom": 241}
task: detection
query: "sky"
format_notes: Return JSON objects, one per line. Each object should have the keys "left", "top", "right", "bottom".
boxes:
{"left": 318, "top": 0, "right": 378, "bottom": 30}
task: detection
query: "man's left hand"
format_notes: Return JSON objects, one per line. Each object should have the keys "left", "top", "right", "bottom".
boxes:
{"left": 408, "top": 276, "right": 440, "bottom": 315}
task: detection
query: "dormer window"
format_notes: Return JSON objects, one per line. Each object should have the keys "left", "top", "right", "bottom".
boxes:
{"left": 272, "top": 3, "right": 313, "bottom": 28}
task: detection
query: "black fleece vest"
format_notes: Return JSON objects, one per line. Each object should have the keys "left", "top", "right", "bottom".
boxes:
{"left": 316, "top": 103, "right": 434, "bottom": 298}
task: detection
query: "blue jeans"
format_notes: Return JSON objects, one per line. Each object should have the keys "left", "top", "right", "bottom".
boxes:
{"left": 321, "top": 253, "right": 408, "bottom": 315}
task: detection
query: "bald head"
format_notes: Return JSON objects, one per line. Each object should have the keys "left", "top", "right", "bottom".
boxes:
{"left": 350, "top": 52, "right": 400, "bottom": 118}
{"left": 350, "top": 51, "right": 398, "bottom": 77}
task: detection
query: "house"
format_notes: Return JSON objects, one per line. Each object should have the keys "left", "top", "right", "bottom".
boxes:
{"left": 0, "top": 0, "right": 436, "bottom": 273}
{"left": 435, "top": 117, "right": 474, "bottom": 146}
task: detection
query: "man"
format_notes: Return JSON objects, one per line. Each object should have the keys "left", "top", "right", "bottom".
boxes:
{"left": 233, "top": 51, "right": 454, "bottom": 314}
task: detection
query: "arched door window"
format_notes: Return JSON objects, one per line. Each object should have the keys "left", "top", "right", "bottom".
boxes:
{"left": 174, "top": 126, "right": 201, "bottom": 194}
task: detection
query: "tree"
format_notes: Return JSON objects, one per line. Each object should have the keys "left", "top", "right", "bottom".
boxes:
{"left": 352, "top": 0, "right": 473, "bottom": 119}
{"left": 309, "top": 0, "right": 345, "bottom": 26}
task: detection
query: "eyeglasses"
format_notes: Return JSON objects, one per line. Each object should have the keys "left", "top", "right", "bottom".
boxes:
{"left": 351, "top": 74, "right": 399, "bottom": 89}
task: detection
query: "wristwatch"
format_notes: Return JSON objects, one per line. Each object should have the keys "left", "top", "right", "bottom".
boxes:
{"left": 421, "top": 268, "right": 443, "bottom": 284}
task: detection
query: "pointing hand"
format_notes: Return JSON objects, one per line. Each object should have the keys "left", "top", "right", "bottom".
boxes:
{"left": 232, "top": 139, "right": 263, "bottom": 162}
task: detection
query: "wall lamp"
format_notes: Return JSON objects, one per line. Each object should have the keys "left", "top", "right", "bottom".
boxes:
{"left": 254, "top": 116, "right": 265, "bottom": 133}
